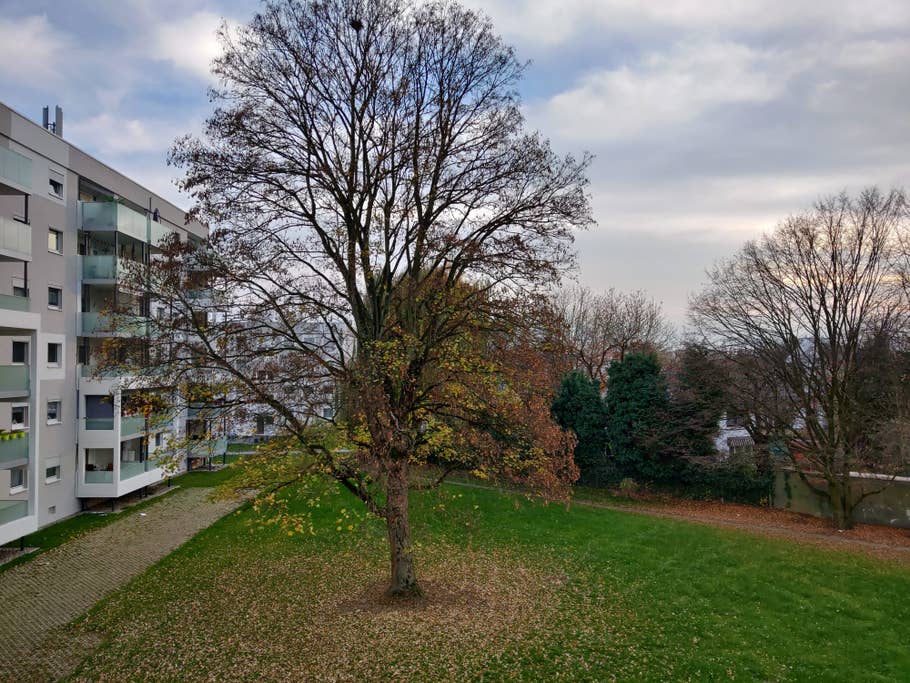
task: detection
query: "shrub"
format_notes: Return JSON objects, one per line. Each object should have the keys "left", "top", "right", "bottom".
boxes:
{"left": 618, "top": 477, "right": 639, "bottom": 498}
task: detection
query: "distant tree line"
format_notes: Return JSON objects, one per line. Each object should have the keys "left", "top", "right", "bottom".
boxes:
{"left": 551, "top": 188, "right": 910, "bottom": 526}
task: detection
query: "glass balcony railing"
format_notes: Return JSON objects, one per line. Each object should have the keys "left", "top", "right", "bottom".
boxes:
{"left": 0, "top": 433, "right": 28, "bottom": 466}
{"left": 149, "top": 222, "right": 176, "bottom": 248}
{"left": 81, "top": 312, "right": 149, "bottom": 336}
{"left": 85, "top": 469, "right": 113, "bottom": 484}
{"left": 0, "top": 500, "right": 28, "bottom": 525}
{"left": 82, "top": 255, "right": 121, "bottom": 280}
{"left": 0, "top": 147, "right": 32, "bottom": 190}
{"left": 0, "top": 216, "right": 31, "bottom": 260}
{"left": 84, "top": 418, "right": 115, "bottom": 431}
{"left": 0, "top": 366, "right": 28, "bottom": 394}
{"left": 119, "top": 460, "right": 152, "bottom": 481}
{"left": 81, "top": 201, "right": 149, "bottom": 243}
{"left": 80, "top": 365, "right": 119, "bottom": 378}
{"left": 187, "top": 436, "right": 228, "bottom": 457}
{"left": 0, "top": 294, "right": 29, "bottom": 312}
{"left": 120, "top": 415, "right": 146, "bottom": 436}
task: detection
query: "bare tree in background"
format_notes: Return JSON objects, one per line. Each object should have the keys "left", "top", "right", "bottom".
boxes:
{"left": 553, "top": 286, "right": 673, "bottom": 387}
{"left": 109, "top": 0, "right": 591, "bottom": 597}
{"left": 690, "top": 188, "right": 910, "bottom": 529}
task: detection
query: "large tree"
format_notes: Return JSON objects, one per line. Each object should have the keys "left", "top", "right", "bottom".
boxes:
{"left": 553, "top": 286, "right": 673, "bottom": 388}
{"left": 551, "top": 370, "right": 608, "bottom": 482}
{"left": 120, "top": 0, "right": 591, "bottom": 596}
{"left": 665, "top": 343, "right": 727, "bottom": 461}
{"left": 604, "top": 351, "right": 677, "bottom": 481}
{"left": 690, "top": 188, "right": 910, "bottom": 528}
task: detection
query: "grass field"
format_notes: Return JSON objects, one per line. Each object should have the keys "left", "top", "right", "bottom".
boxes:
{"left": 67, "top": 479, "right": 910, "bottom": 681}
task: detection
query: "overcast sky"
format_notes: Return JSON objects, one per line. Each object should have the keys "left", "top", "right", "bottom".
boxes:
{"left": 2, "top": 0, "right": 909, "bottom": 324}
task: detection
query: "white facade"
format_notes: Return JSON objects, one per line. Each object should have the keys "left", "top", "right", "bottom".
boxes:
{"left": 0, "top": 102, "right": 211, "bottom": 545}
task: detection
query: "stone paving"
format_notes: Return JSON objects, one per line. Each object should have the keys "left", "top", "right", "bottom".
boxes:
{"left": 0, "top": 487, "right": 242, "bottom": 681}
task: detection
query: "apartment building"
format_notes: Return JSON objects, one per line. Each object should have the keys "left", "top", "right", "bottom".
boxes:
{"left": 0, "top": 102, "right": 212, "bottom": 546}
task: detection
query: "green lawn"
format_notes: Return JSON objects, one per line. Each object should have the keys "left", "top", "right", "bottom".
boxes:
{"left": 67, "top": 481, "right": 910, "bottom": 681}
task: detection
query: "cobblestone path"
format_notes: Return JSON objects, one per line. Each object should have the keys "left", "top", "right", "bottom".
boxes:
{"left": 0, "top": 488, "right": 242, "bottom": 681}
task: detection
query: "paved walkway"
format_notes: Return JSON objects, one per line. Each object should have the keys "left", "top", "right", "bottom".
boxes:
{"left": 0, "top": 487, "right": 243, "bottom": 681}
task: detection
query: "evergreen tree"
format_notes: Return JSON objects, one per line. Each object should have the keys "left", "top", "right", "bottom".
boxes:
{"left": 605, "top": 352, "right": 676, "bottom": 480}
{"left": 668, "top": 344, "right": 726, "bottom": 459}
{"left": 552, "top": 371, "right": 608, "bottom": 481}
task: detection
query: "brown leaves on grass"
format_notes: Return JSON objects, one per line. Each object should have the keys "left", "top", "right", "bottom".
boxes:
{"left": 71, "top": 543, "right": 565, "bottom": 681}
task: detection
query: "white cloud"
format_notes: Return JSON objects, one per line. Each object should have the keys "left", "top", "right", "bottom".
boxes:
{"left": 528, "top": 41, "right": 789, "bottom": 143}
{"left": 0, "top": 14, "right": 71, "bottom": 85}
{"left": 65, "top": 113, "right": 196, "bottom": 157}
{"left": 467, "top": 0, "right": 910, "bottom": 48}
{"left": 151, "top": 11, "right": 233, "bottom": 80}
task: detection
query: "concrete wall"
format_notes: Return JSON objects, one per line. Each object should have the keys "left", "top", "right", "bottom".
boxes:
{"left": 773, "top": 469, "right": 910, "bottom": 529}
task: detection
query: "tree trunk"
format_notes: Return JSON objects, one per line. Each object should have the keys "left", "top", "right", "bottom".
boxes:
{"left": 384, "top": 463, "right": 421, "bottom": 597}
{"left": 828, "top": 479, "right": 854, "bottom": 530}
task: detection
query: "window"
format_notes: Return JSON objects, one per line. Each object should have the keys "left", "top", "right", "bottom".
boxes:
{"left": 10, "top": 466, "right": 26, "bottom": 492}
{"left": 48, "top": 177, "right": 64, "bottom": 199}
{"left": 48, "top": 229, "right": 63, "bottom": 254}
{"left": 726, "top": 413, "right": 746, "bottom": 429}
{"left": 48, "top": 286, "right": 62, "bottom": 309}
{"left": 48, "top": 171, "right": 65, "bottom": 199}
{"left": 45, "top": 465, "right": 60, "bottom": 483}
{"left": 155, "top": 432, "right": 163, "bottom": 448}
{"left": 12, "top": 405, "right": 27, "bottom": 429}
{"left": 12, "top": 282, "right": 27, "bottom": 298}
{"left": 46, "top": 400, "right": 61, "bottom": 424}
{"left": 11, "top": 341, "right": 27, "bottom": 364}
{"left": 47, "top": 343, "right": 61, "bottom": 367}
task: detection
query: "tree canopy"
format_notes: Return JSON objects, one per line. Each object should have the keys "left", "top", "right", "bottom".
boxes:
{"left": 690, "top": 188, "right": 910, "bottom": 528}
{"left": 110, "top": 0, "right": 592, "bottom": 596}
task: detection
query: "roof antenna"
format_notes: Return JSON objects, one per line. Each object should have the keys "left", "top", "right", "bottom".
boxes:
{"left": 40, "top": 105, "right": 63, "bottom": 137}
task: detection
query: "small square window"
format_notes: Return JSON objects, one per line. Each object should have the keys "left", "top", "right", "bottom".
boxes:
{"left": 45, "top": 465, "right": 60, "bottom": 483}
{"left": 12, "top": 284, "right": 27, "bottom": 298}
{"left": 10, "top": 465, "right": 27, "bottom": 491}
{"left": 12, "top": 341, "right": 27, "bottom": 364}
{"left": 46, "top": 400, "right": 61, "bottom": 424}
{"left": 49, "top": 178, "right": 63, "bottom": 199}
{"left": 48, "top": 229, "right": 63, "bottom": 254}
{"left": 47, "top": 343, "right": 61, "bottom": 367}
{"left": 12, "top": 405, "right": 27, "bottom": 429}
{"left": 48, "top": 286, "right": 62, "bottom": 309}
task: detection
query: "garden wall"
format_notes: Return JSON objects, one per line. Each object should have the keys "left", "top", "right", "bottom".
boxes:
{"left": 773, "top": 470, "right": 910, "bottom": 529}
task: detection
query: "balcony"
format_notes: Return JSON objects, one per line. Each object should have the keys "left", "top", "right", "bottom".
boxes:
{"left": 85, "top": 468, "right": 113, "bottom": 484}
{"left": 0, "top": 500, "right": 27, "bottom": 526}
{"left": 0, "top": 432, "right": 28, "bottom": 467}
{"left": 81, "top": 201, "right": 149, "bottom": 243}
{"left": 120, "top": 459, "right": 153, "bottom": 481}
{"left": 81, "top": 255, "right": 124, "bottom": 281}
{"left": 149, "top": 222, "right": 176, "bottom": 248}
{"left": 81, "top": 312, "right": 149, "bottom": 337}
{"left": 84, "top": 417, "right": 115, "bottom": 431}
{"left": 0, "top": 147, "right": 31, "bottom": 191}
{"left": 0, "top": 294, "right": 29, "bottom": 312}
{"left": 186, "top": 436, "right": 228, "bottom": 459}
{"left": 0, "top": 216, "right": 31, "bottom": 262}
{"left": 121, "top": 415, "right": 146, "bottom": 437}
{"left": 0, "top": 365, "right": 28, "bottom": 399}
